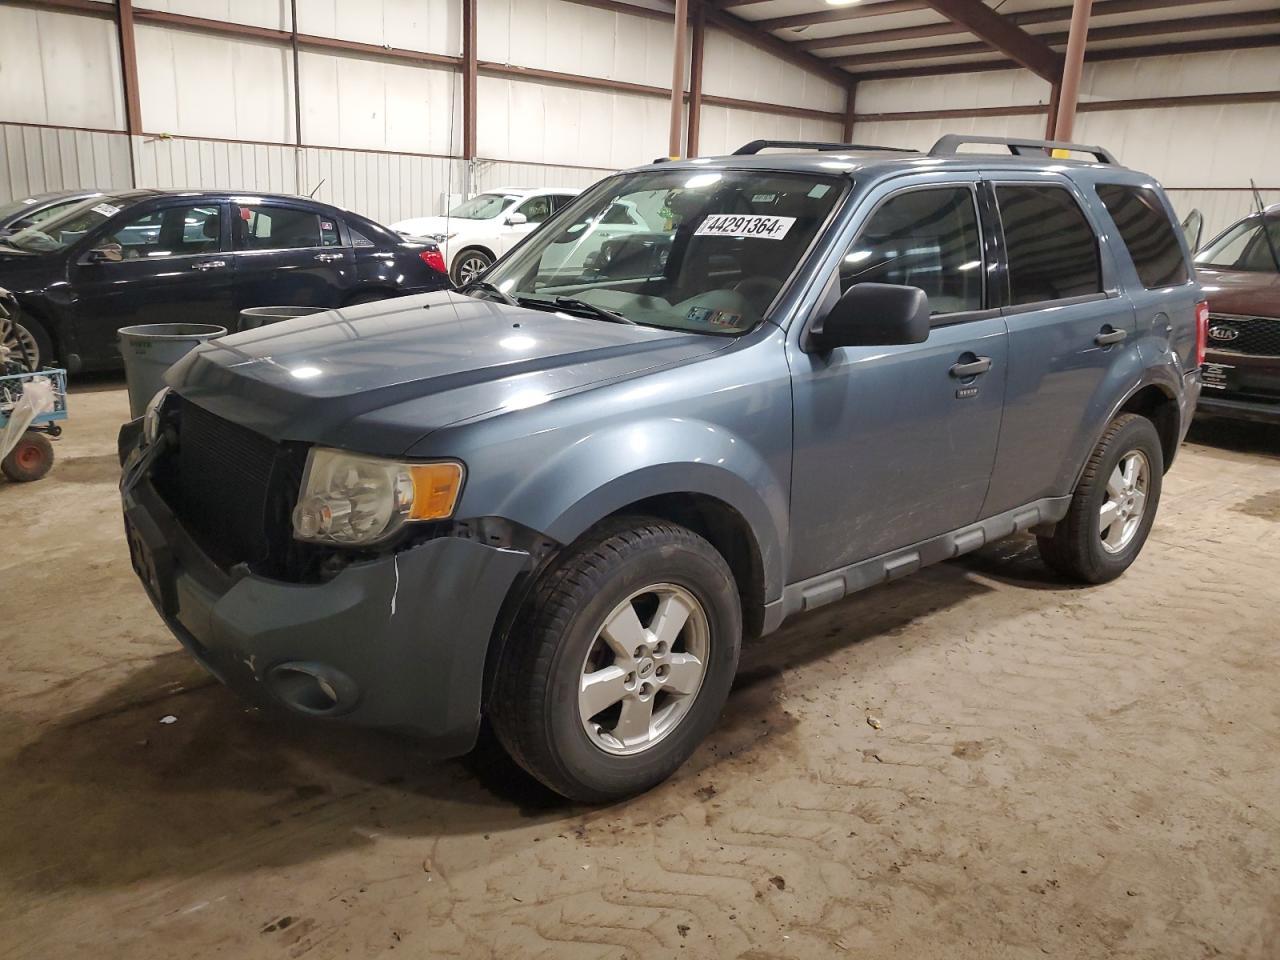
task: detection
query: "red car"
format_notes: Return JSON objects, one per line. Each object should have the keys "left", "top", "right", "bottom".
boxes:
{"left": 1194, "top": 204, "right": 1280, "bottom": 423}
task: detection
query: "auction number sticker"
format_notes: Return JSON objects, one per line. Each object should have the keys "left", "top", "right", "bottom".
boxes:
{"left": 91, "top": 203, "right": 121, "bottom": 218}
{"left": 695, "top": 214, "right": 795, "bottom": 240}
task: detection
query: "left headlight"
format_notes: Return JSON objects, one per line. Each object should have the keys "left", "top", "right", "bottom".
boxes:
{"left": 143, "top": 386, "right": 170, "bottom": 445}
{"left": 291, "top": 447, "right": 465, "bottom": 547}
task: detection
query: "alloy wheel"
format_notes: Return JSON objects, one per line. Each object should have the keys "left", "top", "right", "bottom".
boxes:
{"left": 455, "top": 255, "right": 489, "bottom": 286}
{"left": 1099, "top": 450, "right": 1149, "bottom": 554}
{"left": 578, "top": 583, "right": 710, "bottom": 756}
{"left": 1, "top": 316, "right": 39, "bottom": 371}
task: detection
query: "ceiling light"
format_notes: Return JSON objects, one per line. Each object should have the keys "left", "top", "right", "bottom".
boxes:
{"left": 825, "top": 0, "right": 861, "bottom": 6}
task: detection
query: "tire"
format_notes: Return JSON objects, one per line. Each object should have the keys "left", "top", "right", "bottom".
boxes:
{"left": 2, "top": 431, "right": 54, "bottom": 482}
{"left": 490, "top": 517, "right": 742, "bottom": 803}
{"left": 1, "top": 310, "right": 53, "bottom": 371}
{"left": 1037, "top": 413, "right": 1163, "bottom": 584}
{"left": 449, "top": 248, "right": 494, "bottom": 287}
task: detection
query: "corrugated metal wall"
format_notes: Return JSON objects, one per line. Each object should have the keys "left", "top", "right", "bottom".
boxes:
{"left": 0, "top": 0, "right": 848, "bottom": 223}
{"left": 853, "top": 49, "right": 1280, "bottom": 237}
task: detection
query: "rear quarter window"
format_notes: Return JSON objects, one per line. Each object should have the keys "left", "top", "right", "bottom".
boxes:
{"left": 1096, "top": 183, "right": 1189, "bottom": 288}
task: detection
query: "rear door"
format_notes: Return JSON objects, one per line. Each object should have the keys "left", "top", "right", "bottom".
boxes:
{"left": 230, "top": 201, "right": 353, "bottom": 311}
{"left": 69, "top": 200, "right": 231, "bottom": 362}
{"left": 980, "top": 177, "right": 1135, "bottom": 516}
{"left": 788, "top": 175, "right": 1009, "bottom": 580}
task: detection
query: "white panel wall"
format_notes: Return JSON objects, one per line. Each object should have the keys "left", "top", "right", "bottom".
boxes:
{"left": 854, "top": 51, "right": 1280, "bottom": 235}
{"left": 0, "top": 123, "right": 133, "bottom": 201}
{"left": 697, "top": 105, "right": 843, "bottom": 157}
{"left": 473, "top": 159, "right": 614, "bottom": 192}
{"left": 299, "top": 51, "right": 461, "bottom": 155}
{"left": 480, "top": 0, "right": 672, "bottom": 88}
{"left": 135, "top": 0, "right": 289, "bottom": 32}
{"left": 702, "top": 28, "right": 845, "bottom": 114}
{"left": 476, "top": 75, "right": 669, "bottom": 169}
{"left": 136, "top": 25, "right": 295, "bottom": 143}
{"left": 0, "top": 6, "right": 125, "bottom": 131}
{"left": 297, "top": 0, "right": 460, "bottom": 55}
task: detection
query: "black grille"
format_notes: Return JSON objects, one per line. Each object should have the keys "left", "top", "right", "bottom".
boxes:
{"left": 161, "top": 398, "right": 304, "bottom": 571}
{"left": 1207, "top": 314, "right": 1280, "bottom": 357}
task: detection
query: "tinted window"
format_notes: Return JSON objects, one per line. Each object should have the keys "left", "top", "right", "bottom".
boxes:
{"left": 104, "top": 204, "right": 221, "bottom": 258}
{"left": 1096, "top": 184, "right": 1188, "bottom": 287}
{"left": 319, "top": 215, "right": 341, "bottom": 247}
{"left": 840, "top": 187, "right": 984, "bottom": 315}
{"left": 236, "top": 205, "right": 323, "bottom": 250}
{"left": 349, "top": 226, "right": 374, "bottom": 247}
{"left": 1195, "top": 217, "right": 1280, "bottom": 273}
{"left": 996, "top": 185, "right": 1102, "bottom": 305}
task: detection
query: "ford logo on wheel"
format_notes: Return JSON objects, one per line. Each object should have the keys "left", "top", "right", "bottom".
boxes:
{"left": 1208, "top": 325, "right": 1240, "bottom": 342}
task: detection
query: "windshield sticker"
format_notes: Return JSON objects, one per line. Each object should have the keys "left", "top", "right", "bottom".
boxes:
{"left": 91, "top": 203, "right": 120, "bottom": 218}
{"left": 808, "top": 184, "right": 831, "bottom": 199}
{"left": 22, "top": 198, "right": 37, "bottom": 205}
{"left": 687, "top": 306, "right": 744, "bottom": 329}
{"left": 695, "top": 214, "right": 795, "bottom": 241}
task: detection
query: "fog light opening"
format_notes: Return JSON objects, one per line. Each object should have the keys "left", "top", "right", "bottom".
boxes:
{"left": 268, "top": 663, "right": 356, "bottom": 716}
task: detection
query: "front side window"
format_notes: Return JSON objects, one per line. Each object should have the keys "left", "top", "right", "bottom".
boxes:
{"left": 4, "top": 195, "right": 135, "bottom": 253}
{"left": 997, "top": 185, "right": 1102, "bottom": 305}
{"left": 1195, "top": 216, "right": 1280, "bottom": 273}
{"left": 517, "top": 196, "right": 553, "bottom": 224}
{"left": 477, "top": 169, "right": 845, "bottom": 334}
{"left": 102, "top": 204, "right": 222, "bottom": 258}
{"left": 840, "top": 186, "right": 984, "bottom": 316}
{"left": 235, "top": 205, "right": 324, "bottom": 251}
{"left": 448, "top": 193, "right": 518, "bottom": 220}
{"left": 1096, "top": 184, "right": 1189, "bottom": 288}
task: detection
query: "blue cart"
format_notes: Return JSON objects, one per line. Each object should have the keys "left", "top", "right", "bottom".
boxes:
{"left": 0, "top": 367, "right": 67, "bottom": 482}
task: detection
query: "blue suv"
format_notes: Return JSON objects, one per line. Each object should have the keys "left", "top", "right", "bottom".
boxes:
{"left": 120, "top": 136, "right": 1205, "bottom": 802}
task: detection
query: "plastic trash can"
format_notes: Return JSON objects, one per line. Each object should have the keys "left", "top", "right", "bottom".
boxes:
{"left": 118, "top": 323, "right": 226, "bottom": 419}
{"left": 237, "top": 305, "right": 328, "bottom": 333}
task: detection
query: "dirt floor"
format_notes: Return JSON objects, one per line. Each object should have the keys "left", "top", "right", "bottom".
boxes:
{"left": 0, "top": 378, "right": 1277, "bottom": 960}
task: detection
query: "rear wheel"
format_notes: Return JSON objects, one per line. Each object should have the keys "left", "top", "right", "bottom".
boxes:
{"left": 490, "top": 517, "right": 742, "bottom": 802}
{"left": 2, "top": 431, "right": 54, "bottom": 482}
{"left": 450, "top": 248, "right": 493, "bottom": 287}
{"left": 1037, "top": 413, "right": 1163, "bottom": 583}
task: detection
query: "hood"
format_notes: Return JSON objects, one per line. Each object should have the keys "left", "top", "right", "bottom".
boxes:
{"left": 168, "top": 291, "right": 727, "bottom": 453}
{"left": 1196, "top": 267, "right": 1280, "bottom": 317}
{"left": 391, "top": 216, "right": 485, "bottom": 238}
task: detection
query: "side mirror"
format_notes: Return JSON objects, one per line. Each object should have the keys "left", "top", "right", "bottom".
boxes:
{"left": 86, "top": 242, "right": 123, "bottom": 263}
{"left": 808, "top": 282, "right": 930, "bottom": 351}
{"left": 505, "top": 212, "right": 528, "bottom": 226}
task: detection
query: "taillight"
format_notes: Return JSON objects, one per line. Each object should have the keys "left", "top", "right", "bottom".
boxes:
{"left": 419, "top": 249, "right": 447, "bottom": 274}
{"left": 1195, "top": 300, "right": 1209, "bottom": 366}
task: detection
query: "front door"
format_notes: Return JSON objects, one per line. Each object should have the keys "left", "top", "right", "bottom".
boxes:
{"left": 230, "top": 201, "right": 354, "bottom": 312}
{"left": 496, "top": 195, "right": 554, "bottom": 256}
{"left": 789, "top": 179, "right": 1008, "bottom": 582}
{"left": 69, "top": 201, "right": 231, "bottom": 364}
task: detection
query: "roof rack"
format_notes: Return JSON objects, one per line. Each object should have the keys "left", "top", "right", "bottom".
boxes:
{"left": 733, "top": 139, "right": 916, "bottom": 156}
{"left": 929, "top": 135, "right": 1117, "bottom": 165}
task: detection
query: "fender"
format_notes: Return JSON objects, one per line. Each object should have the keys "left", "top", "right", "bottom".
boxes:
{"left": 1070, "top": 362, "right": 1184, "bottom": 489}
{"left": 475, "top": 416, "right": 789, "bottom": 602}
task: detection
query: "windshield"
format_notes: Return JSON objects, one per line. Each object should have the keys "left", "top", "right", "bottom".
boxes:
{"left": 476, "top": 169, "right": 846, "bottom": 333}
{"left": 1195, "top": 216, "right": 1280, "bottom": 272}
{"left": 448, "top": 193, "right": 519, "bottom": 220}
{"left": 4, "top": 195, "right": 133, "bottom": 253}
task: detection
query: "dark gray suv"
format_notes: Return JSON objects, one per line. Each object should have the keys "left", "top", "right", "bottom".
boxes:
{"left": 120, "top": 136, "right": 1205, "bottom": 802}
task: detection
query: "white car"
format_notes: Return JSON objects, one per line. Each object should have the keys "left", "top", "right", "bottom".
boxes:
{"left": 391, "top": 188, "right": 580, "bottom": 286}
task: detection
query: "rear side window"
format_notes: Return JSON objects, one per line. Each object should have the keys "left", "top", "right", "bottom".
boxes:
{"left": 996, "top": 185, "right": 1102, "bottom": 305}
{"left": 1096, "top": 184, "right": 1189, "bottom": 288}
{"left": 236, "top": 204, "right": 323, "bottom": 250}
{"left": 840, "top": 186, "right": 984, "bottom": 315}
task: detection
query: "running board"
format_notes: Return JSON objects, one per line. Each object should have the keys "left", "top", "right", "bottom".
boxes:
{"left": 760, "top": 496, "right": 1072, "bottom": 635}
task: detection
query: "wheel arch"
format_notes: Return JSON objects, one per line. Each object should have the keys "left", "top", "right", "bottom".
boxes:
{"left": 1116, "top": 382, "right": 1181, "bottom": 473}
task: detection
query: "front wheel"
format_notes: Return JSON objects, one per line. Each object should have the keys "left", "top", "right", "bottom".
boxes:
{"left": 489, "top": 518, "right": 742, "bottom": 802}
{"left": 449, "top": 248, "right": 493, "bottom": 287}
{"left": 1, "top": 310, "right": 52, "bottom": 371}
{"left": 1037, "top": 412, "right": 1163, "bottom": 583}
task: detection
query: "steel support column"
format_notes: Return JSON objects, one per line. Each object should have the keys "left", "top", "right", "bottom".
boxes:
{"left": 687, "top": 3, "right": 705, "bottom": 157}
{"left": 669, "top": 0, "right": 689, "bottom": 158}
{"left": 1053, "top": 0, "right": 1093, "bottom": 140}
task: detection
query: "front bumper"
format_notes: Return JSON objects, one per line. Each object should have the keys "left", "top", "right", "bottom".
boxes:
{"left": 1195, "top": 393, "right": 1280, "bottom": 425}
{"left": 119, "top": 426, "right": 529, "bottom": 754}
{"left": 1197, "top": 351, "right": 1280, "bottom": 423}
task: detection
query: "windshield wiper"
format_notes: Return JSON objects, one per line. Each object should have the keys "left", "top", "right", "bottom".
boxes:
{"left": 540, "top": 296, "right": 640, "bottom": 327}
{"left": 457, "top": 279, "right": 517, "bottom": 306}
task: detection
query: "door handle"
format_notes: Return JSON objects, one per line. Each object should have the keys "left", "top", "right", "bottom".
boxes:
{"left": 950, "top": 356, "right": 992, "bottom": 378}
{"left": 1095, "top": 327, "right": 1127, "bottom": 346}
{"left": 191, "top": 260, "right": 226, "bottom": 271}
{"left": 314, "top": 252, "right": 344, "bottom": 262}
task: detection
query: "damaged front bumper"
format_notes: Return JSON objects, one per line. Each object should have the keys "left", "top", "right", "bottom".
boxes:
{"left": 118, "top": 423, "right": 529, "bottom": 755}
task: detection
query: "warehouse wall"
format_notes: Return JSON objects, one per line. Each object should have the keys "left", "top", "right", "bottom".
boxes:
{"left": 0, "top": 0, "right": 845, "bottom": 224}
{"left": 852, "top": 49, "right": 1280, "bottom": 237}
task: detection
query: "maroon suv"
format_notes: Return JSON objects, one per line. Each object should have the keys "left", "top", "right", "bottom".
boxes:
{"left": 1194, "top": 205, "right": 1280, "bottom": 423}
